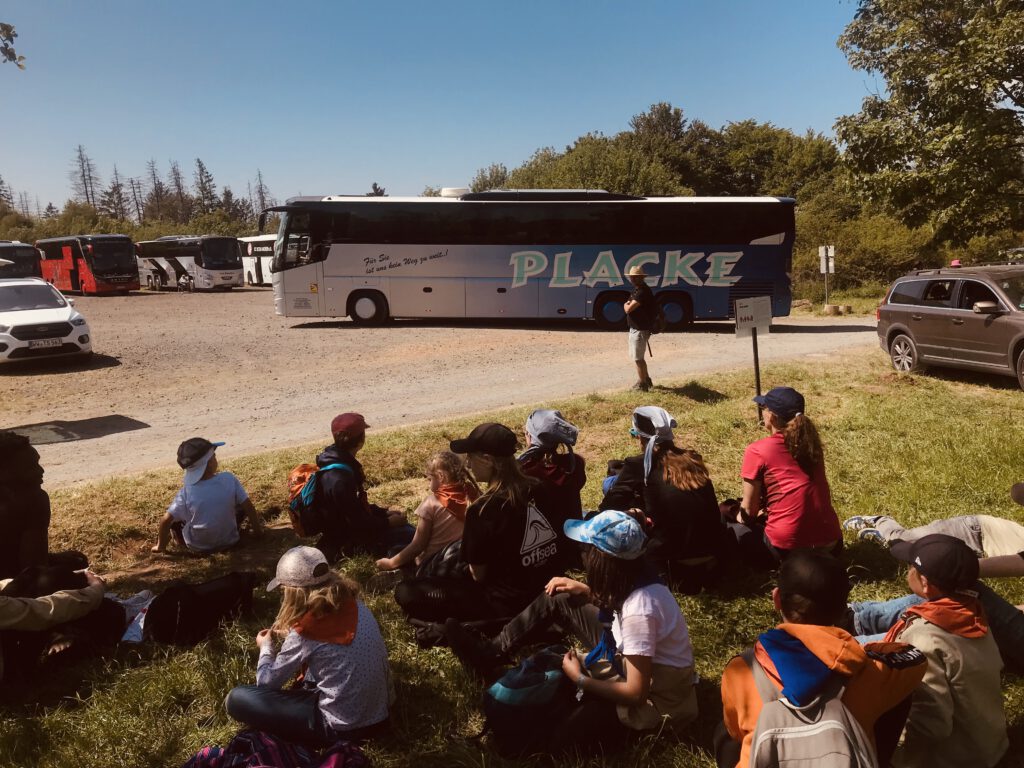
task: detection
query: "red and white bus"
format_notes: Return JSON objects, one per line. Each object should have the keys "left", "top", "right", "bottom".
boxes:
{"left": 35, "top": 235, "right": 140, "bottom": 295}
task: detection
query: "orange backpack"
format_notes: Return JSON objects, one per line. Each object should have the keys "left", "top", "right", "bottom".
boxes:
{"left": 287, "top": 462, "right": 349, "bottom": 537}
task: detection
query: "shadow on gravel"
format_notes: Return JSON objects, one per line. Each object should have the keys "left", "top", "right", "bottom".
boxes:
{"left": 8, "top": 415, "right": 149, "bottom": 445}
{"left": 0, "top": 352, "right": 121, "bottom": 375}
{"left": 290, "top": 317, "right": 603, "bottom": 332}
{"left": 769, "top": 323, "right": 877, "bottom": 334}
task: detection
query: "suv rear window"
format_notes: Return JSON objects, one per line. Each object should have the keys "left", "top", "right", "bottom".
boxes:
{"left": 889, "top": 280, "right": 926, "bottom": 305}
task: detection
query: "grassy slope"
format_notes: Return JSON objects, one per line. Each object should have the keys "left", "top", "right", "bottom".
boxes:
{"left": 4, "top": 347, "right": 1024, "bottom": 768}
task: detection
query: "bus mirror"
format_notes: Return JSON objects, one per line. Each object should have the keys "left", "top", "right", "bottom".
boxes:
{"left": 258, "top": 211, "right": 268, "bottom": 233}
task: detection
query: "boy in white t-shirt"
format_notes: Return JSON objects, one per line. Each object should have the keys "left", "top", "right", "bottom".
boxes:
{"left": 152, "top": 438, "right": 263, "bottom": 554}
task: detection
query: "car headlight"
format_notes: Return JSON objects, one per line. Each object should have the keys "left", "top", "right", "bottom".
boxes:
{"left": 71, "top": 318, "right": 87, "bottom": 326}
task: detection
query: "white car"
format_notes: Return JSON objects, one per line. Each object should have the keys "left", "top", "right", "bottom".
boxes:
{"left": 0, "top": 277, "right": 93, "bottom": 362}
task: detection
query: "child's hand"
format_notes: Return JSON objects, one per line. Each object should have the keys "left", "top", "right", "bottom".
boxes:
{"left": 545, "top": 577, "right": 589, "bottom": 597}
{"left": 255, "top": 629, "right": 273, "bottom": 649}
{"left": 376, "top": 557, "right": 395, "bottom": 571}
{"left": 561, "top": 650, "right": 583, "bottom": 681}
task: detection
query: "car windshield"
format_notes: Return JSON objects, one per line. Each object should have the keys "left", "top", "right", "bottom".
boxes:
{"left": 996, "top": 277, "right": 1024, "bottom": 310}
{"left": 89, "top": 240, "right": 135, "bottom": 274}
{"left": 201, "top": 239, "right": 242, "bottom": 270}
{"left": 0, "top": 284, "right": 67, "bottom": 312}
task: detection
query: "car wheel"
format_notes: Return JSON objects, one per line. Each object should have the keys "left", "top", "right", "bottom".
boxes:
{"left": 658, "top": 293, "right": 693, "bottom": 331}
{"left": 1016, "top": 351, "right": 1024, "bottom": 391}
{"left": 594, "top": 292, "right": 629, "bottom": 330}
{"left": 349, "top": 291, "right": 389, "bottom": 325}
{"left": 889, "top": 333, "right": 922, "bottom": 373}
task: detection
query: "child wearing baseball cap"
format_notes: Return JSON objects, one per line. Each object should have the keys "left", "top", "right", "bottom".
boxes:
{"left": 151, "top": 438, "right": 262, "bottom": 554}
{"left": 225, "top": 546, "right": 392, "bottom": 744}
{"left": 852, "top": 534, "right": 1007, "bottom": 767}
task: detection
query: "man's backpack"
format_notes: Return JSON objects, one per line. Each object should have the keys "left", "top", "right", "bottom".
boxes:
{"left": 287, "top": 462, "right": 350, "bottom": 537}
{"left": 480, "top": 645, "right": 576, "bottom": 757}
{"left": 650, "top": 302, "right": 667, "bottom": 334}
{"left": 742, "top": 649, "right": 879, "bottom": 768}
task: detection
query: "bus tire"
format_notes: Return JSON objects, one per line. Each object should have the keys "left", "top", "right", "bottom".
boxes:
{"left": 593, "top": 292, "right": 630, "bottom": 330}
{"left": 658, "top": 293, "right": 693, "bottom": 331}
{"left": 348, "top": 291, "right": 389, "bottom": 325}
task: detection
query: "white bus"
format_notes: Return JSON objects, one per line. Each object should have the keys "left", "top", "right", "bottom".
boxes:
{"left": 136, "top": 236, "right": 244, "bottom": 291}
{"left": 238, "top": 235, "right": 276, "bottom": 286}
{"left": 260, "top": 190, "right": 795, "bottom": 329}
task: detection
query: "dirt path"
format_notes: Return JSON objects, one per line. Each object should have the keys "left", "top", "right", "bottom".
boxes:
{"left": 1, "top": 289, "right": 879, "bottom": 488}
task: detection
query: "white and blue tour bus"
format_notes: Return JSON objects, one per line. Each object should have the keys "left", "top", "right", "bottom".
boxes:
{"left": 136, "top": 235, "right": 244, "bottom": 291}
{"left": 239, "top": 235, "right": 276, "bottom": 286}
{"left": 259, "top": 189, "right": 795, "bottom": 329}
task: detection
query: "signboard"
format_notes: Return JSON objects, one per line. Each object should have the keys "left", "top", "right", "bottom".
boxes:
{"left": 819, "top": 245, "right": 835, "bottom": 274}
{"left": 735, "top": 295, "right": 772, "bottom": 338}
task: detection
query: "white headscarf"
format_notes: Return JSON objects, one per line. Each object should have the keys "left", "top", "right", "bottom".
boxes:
{"left": 631, "top": 406, "right": 677, "bottom": 485}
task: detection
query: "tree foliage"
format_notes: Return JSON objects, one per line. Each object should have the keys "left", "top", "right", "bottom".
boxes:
{"left": 836, "top": 0, "right": 1024, "bottom": 243}
{"left": 366, "top": 182, "right": 387, "bottom": 197}
{"left": 1, "top": 23, "right": 24, "bottom": 69}
{"left": 470, "top": 163, "right": 509, "bottom": 192}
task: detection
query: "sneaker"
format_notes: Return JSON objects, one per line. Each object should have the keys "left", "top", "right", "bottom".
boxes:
{"left": 857, "top": 528, "right": 887, "bottom": 546}
{"left": 444, "top": 618, "right": 506, "bottom": 682}
{"left": 843, "top": 515, "right": 883, "bottom": 532}
{"left": 408, "top": 619, "right": 447, "bottom": 649}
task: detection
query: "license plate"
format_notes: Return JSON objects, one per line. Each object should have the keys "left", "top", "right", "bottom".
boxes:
{"left": 220, "top": 275, "right": 233, "bottom": 281}
{"left": 28, "top": 338, "right": 62, "bottom": 349}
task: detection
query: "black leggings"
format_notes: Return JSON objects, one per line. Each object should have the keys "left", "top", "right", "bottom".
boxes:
{"left": 395, "top": 577, "right": 512, "bottom": 623}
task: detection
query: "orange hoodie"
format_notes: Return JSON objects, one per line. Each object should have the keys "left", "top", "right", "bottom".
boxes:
{"left": 721, "top": 622, "right": 927, "bottom": 768}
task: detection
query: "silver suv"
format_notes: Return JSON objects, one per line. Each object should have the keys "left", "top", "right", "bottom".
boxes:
{"left": 877, "top": 265, "right": 1024, "bottom": 389}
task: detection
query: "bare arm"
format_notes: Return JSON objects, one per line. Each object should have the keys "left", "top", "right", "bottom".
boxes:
{"left": 741, "top": 478, "right": 765, "bottom": 520}
{"left": 240, "top": 498, "right": 263, "bottom": 535}
{"left": 978, "top": 554, "right": 1024, "bottom": 578}
{"left": 377, "top": 516, "right": 432, "bottom": 570}
{"left": 623, "top": 298, "right": 640, "bottom": 314}
{"left": 151, "top": 512, "right": 174, "bottom": 553}
{"left": 562, "top": 651, "right": 653, "bottom": 707}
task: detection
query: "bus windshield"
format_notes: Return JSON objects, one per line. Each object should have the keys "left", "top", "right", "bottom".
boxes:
{"left": 89, "top": 240, "right": 136, "bottom": 274}
{"left": 201, "top": 239, "right": 242, "bottom": 270}
{"left": 0, "top": 246, "right": 41, "bottom": 278}
{"left": 0, "top": 283, "right": 67, "bottom": 311}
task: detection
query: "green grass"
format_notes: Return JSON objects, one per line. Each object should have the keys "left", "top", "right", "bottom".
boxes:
{"left": 4, "top": 348, "right": 1024, "bottom": 767}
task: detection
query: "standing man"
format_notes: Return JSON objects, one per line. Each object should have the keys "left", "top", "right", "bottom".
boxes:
{"left": 623, "top": 265, "right": 657, "bottom": 391}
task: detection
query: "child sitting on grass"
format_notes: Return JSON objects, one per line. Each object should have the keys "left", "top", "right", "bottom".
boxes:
{"left": 225, "top": 546, "right": 392, "bottom": 745}
{"left": 152, "top": 438, "right": 262, "bottom": 554}
{"left": 374, "top": 451, "right": 478, "bottom": 578}
{"left": 850, "top": 534, "right": 1008, "bottom": 768}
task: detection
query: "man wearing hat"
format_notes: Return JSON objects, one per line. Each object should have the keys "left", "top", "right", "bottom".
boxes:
{"left": 314, "top": 413, "right": 414, "bottom": 562}
{"left": 152, "top": 437, "right": 262, "bottom": 554}
{"left": 849, "top": 534, "right": 1007, "bottom": 768}
{"left": 623, "top": 265, "right": 657, "bottom": 392}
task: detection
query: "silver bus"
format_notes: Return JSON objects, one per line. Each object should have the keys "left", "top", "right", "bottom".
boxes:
{"left": 136, "top": 236, "right": 243, "bottom": 291}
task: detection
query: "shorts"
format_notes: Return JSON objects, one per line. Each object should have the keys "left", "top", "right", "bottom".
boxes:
{"left": 628, "top": 328, "right": 650, "bottom": 361}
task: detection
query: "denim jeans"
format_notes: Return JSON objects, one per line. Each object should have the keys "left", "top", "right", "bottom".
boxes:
{"left": 850, "top": 593, "right": 925, "bottom": 642}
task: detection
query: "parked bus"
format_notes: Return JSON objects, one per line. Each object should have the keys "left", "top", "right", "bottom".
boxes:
{"left": 239, "top": 235, "right": 276, "bottom": 286}
{"left": 35, "top": 235, "right": 139, "bottom": 294}
{"left": 259, "top": 190, "right": 795, "bottom": 329}
{"left": 136, "top": 235, "right": 244, "bottom": 291}
{"left": 0, "top": 241, "right": 42, "bottom": 278}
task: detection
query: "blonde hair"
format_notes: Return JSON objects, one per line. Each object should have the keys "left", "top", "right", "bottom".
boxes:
{"left": 654, "top": 443, "right": 711, "bottom": 491}
{"left": 478, "top": 454, "right": 537, "bottom": 510}
{"left": 781, "top": 413, "right": 825, "bottom": 475}
{"left": 428, "top": 450, "right": 479, "bottom": 494}
{"left": 271, "top": 572, "right": 360, "bottom": 634}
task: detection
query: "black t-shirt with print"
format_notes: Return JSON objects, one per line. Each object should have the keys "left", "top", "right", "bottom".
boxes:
{"left": 627, "top": 283, "right": 657, "bottom": 330}
{"left": 460, "top": 491, "right": 562, "bottom": 613}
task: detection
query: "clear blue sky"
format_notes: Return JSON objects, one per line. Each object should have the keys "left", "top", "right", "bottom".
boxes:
{"left": 3, "top": 1, "right": 878, "bottom": 210}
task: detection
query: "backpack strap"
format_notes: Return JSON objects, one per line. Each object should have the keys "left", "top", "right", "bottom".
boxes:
{"left": 741, "top": 648, "right": 781, "bottom": 704}
{"left": 318, "top": 462, "right": 351, "bottom": 474}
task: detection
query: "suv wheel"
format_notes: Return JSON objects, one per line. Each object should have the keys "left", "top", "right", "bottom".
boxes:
{"left": 889, "top": 333, "right": 922, "bottom": 373}
{"left": 1016, "top": 351, "right": 1024, "bottom": 391}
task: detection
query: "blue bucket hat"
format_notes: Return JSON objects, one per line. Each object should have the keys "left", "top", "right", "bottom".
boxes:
{"left": 752, "top": 386, "right": 805, "bottom": 422}
{"left": 563, "top": 510, "right": 647, "bottom": 560}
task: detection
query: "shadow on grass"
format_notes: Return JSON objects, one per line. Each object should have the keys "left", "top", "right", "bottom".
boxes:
{"left": 661, "top": 381, "right": 729, "bottom": 404}
{"left": 844, "top": 540, "right": 903, "bottom": 584}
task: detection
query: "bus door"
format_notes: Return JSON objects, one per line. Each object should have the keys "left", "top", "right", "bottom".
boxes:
{"left": 59, "top": 242, "right": 81, "bottom": 291}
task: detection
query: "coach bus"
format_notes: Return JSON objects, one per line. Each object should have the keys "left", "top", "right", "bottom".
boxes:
{"left": 239, "top": 235, "right": 276, "bottom": 286}
{"left": 0, "top": 241, "right": 42, "bottom": 278}
{"left": 259, "top": 190, "right": 795, "bottom": 329}
{"left": 35, "top": 235, "right": 139, "bottom": 294}
{"left": 136, "top": 235, "right": 244, "bottom": 291}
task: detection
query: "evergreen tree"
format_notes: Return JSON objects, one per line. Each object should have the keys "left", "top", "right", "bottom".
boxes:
{"left": 366, "top": 182, "right": 387, "bottom": 196}
{"left": 0, "top": 173, "right": 13, "bottom": 209}
{"left": 98, "top": 166, "right": 131, "bottom": 220}
{"left": 193, "top": 158, "right": 218, "bottom": 214}
{"left": 166, "top": 160, "right": 192, "bottom": 224}
{"left": 143, "top": 160, "right": 168, "bottom": 222}
{"left": 220, "top": 186, "right": 253, "bottom": 223}
{"left": 43, "top": 202, "right": 58, "bottom": 218}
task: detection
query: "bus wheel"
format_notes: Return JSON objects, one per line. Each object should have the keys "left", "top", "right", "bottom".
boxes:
{"left": 658, "top": 293, "right": 693, "bottom": 331}
{"left": 593, "top": 292, "right": 629, "bottom": 330}
{"left": 349, "top": 291, "right": 389, "bottom": 325}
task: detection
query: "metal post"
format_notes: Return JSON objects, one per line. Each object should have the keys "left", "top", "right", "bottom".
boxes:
{"left": 752, "top": 327, "right": 763, "bottom": 423}
{"left": 824, "top": 268, "right": 829, "bottom": 306}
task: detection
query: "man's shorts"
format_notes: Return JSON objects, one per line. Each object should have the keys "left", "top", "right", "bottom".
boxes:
{"left": 628, "top": 328, "right": 651, "bottom": 361}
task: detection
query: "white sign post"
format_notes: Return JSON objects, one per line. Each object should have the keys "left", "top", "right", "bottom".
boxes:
{"left": 735, "top": 295, "right": 772, "bottom": 420}
{"left": 819, "top": 245, "right": 835, "bottom": 304}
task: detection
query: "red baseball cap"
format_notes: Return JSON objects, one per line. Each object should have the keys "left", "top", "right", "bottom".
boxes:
{"left": 331, "top": 412, "right": 369, "bottom": 437}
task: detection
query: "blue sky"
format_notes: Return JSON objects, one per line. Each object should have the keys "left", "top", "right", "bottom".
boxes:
{"left": 3, "top": 1, "right": 877, "bottom": 210}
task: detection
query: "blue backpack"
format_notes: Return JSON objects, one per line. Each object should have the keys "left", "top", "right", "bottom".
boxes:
{"left": 480, "top": 644, "right": 576, "bottom": 757}
{"left": 287, "top": 462, "right": 350, "bottom": 537}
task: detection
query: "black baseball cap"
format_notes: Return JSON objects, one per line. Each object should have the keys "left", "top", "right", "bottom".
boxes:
{"left": 891, "top": 533, "right": 979, "bottom": 592}
{"left": 449, "top": 422, "right": 518, "bottom": 457}
{"left": 753, "top": 386, "right": 805, "bottom": 421}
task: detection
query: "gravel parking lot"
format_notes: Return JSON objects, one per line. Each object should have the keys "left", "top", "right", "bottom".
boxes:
{"left": 1, "top": 288, "right": 878, "bottom": 488}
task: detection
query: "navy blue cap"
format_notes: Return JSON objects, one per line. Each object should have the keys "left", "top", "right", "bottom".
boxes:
{"left": 753, "top": 386, "right": 805, "bottom": 421}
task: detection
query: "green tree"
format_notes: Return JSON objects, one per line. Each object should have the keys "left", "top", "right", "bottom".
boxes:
{"left": 43, "top": 202, "right": 58, "bottom": 218}
{"left": 421, "top": 185, "right": 442, "bottom": 197}
{"left": 470, "top": 163, "right": 509, "bottom": 192}
{"left": 836, "top": 0, "right": 1024, "bottom": 243}
{"left": 193, "top": 158, "right": 218, "bottom": 214}
{"left": 0, "top": 173, "right": 13, "bottom": 210}
{"left": 1, "top": 23, "right": 24, "bottom": 69}
{"left": 366, "top": 182, "right": 387, "bottom": 196}
{"left": 98, "top": 166, "right": 131, "bottom": 221}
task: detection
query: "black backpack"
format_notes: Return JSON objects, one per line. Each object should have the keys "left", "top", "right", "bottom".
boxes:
{"left": 650, "top": 302, "right": 667, "bottom": 334}
{"left": 480, "top": 645, "right": 576, "bottom": 757}
{"left": 145, "top": 571, "right": 256, "bottom": 645}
